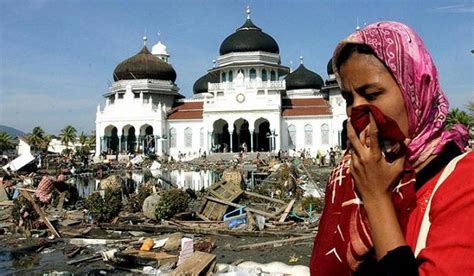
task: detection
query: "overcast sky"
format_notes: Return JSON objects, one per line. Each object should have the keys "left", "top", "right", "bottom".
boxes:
{"left": 1, "top": 0, "right": 472, "bottom": 135}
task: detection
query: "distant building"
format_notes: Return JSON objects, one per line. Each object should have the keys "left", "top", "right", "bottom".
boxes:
{"left": 95, "top": 8, "right": 346, "bottom": 158}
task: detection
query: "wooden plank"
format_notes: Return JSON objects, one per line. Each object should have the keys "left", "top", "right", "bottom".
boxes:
{"left": 0, "top": 201, "right": 14, "bottom": 206}
{"left": 99, "top": 223, "right": 307, "bottom": 238}
{"left": 246, "top": 209, "right": 256, "bottom": 230}
{"left": 196, "top": 213, "right": 211, "bottom": 222}
{"left": 244, "top": 191, "right": 286, "bottom": 204}
{"left": 234, "top": 235, "right": 314, "bottom": 251}
{"left": 278, "top": 199, "right": 296, "bottom": 223}
{"left": 16, "top": 187, "right": 37, "bottom": 193}
{"left": 209, "top": 180, "right": 242, "bottom": 202}
{"left": 205, "top": 260, "right": 217, "bottom": 276}
{"left": 20, "top": 190, "right": 61, "bottom": 238}
{"left": 205, "top": 196, "right": 277, "bottom": 218}
{"left": 57, "top": 192, "right": 66, "bottom": 211}
{"left": 66, "top": 254, "right": 101, "bottom": 265}
{"left": 172, "top": 251, "right": 216, "bottom": 275}
{"left": 200, "top": 199, "right": 228, "bottom": 221}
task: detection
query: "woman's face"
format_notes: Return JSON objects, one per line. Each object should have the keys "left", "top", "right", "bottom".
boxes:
{"left": 339, "top": 52, "right": 409, "bottom": 137}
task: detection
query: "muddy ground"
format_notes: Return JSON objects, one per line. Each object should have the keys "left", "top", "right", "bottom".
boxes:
{"left": 0, "top": 232, "right": 314, "bottom": 275}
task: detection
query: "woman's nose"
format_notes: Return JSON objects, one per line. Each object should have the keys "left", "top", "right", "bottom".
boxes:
{"left": 346, "top": 92, "right": 368, "bottom": 117}
{"left": 352, "top": 93, "right": 368, "bottom": 108}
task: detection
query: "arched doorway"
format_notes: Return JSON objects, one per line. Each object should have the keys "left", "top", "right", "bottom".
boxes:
{"left": 255, "top": 118, "right": 271, "bottom": 152}
{"left": 212, "top": 119, "right": 230, "bottom": 153}
{"left": 142, "top": 125, "right": 154, "bottom": 154}
{"left": 126, "top": 126, "right": 136, "bottom": 153}
{"left": 233, "top": 118, "right": 251, "bottom": 153}
{"left": 103, "top": 125, "right": 119, "bottom": 154}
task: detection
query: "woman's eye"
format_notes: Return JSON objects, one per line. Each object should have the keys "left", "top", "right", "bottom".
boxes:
{"left": 365, "top": 92, "right": 381, "bottom": 101}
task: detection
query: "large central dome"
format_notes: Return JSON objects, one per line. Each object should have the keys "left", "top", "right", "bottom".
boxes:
{"left": 219, "top": 17, "right": 279, "bottom": 55}
{"left": 113, "top": 46, "right": 177, "bottom": 82}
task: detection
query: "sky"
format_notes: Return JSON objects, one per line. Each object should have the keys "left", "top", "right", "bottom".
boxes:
{"left": 0, "top": 0, "right": 473, "bottom": 135}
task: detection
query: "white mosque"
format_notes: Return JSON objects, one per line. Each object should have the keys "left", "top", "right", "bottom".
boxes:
{"left": 95, "top": 8, "right": 347, "bottom": 159}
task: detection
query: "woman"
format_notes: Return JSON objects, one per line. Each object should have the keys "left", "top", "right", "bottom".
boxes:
{"left": 310, "top": 21, "right": 473, "bottom": 275}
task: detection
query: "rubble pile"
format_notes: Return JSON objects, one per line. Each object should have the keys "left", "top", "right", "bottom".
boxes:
{"left": 0, "top": 151, "right": 336, "bottom": 275}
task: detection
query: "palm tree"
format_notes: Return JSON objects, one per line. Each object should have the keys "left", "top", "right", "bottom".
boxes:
{"left": 41, "top": 134, "right": 54, "bottom": 153}
{"left": 467, "top": 101, "right": 474, "bottom": 117}
{"left": 60, "top": 125, "right": 77, "bottom": 152}
{"left": 78, "top": 131, "right": 89, "bottom": 155}
{"left": 446, "top": 108, "right": 473, "bottom": 129}
{"left": 87, "top": 132, "right": 96, "bottom": 148}
{"left": 0, "top": 132, "right": 14, "bottom": 152}
{"left": 28, "top": 126, "right": 45, "bottom": 151}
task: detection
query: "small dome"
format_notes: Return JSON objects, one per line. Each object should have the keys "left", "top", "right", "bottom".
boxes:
{"left": 193, "top": 72, "right": 219, "bottom": 94}
{"left": 219, "top": 19, "right": 279, "bottom": 55}
{"left": 152, "top": 41, "right": 168, "bottom": 56}
{"left": 327, "top": 58, "right": 334, "bottom": 75}
{"left": 285, "top": 64, "right": 324, "bottom": 90}
{"left": 113, "top": 46, "right": 176, "bottom": 82}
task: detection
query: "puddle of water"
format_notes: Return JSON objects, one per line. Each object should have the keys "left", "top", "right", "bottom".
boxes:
{"left": 70, "top": 169, "right": 222, "bottom": 198}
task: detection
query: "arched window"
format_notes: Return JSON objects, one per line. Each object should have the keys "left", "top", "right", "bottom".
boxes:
{"left": 288, "top": 125, "right": 296, "bottom": 148}
{"left": 249, "top": 68, "right": 256, "bottom": 80}
{"left": 262, "top": 69, "right": 268, "bottom": 81}
{"left": 321, "top": 124, "right": 329, "bottom": 145}
{"left": 170, "top": 128, "right": 177, "bottom": 148}
{"left": 228, "top": 71, "right": 233, "bottom": 82}
{"left": 200, "top": 128, "right": 204, "bottom": 148}
{"left": 237, "top": 69, "right": 245, "bottom": 77}
{"left": 270, "top": 70, "right": 276, "bottom": 81}
{"left": 221, "top": 72, "right": 226, "bottom": 82}
{"left": 184, "top": 127, "right": 192, "bottom": 148}
{"left": 304, "top": 124, "right": 313, "bottom": 146}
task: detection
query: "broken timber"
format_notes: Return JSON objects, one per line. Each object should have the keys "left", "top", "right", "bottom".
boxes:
{"left": 278, "top": 199, "right": 296, "bottom": 223}
{"left": 19, "top": 189, "right": 61, "bottom": 238}
{"left": 172, "top": 251, "right": 216, "bottom": 276}
{"left": 98, "top": 223, "right": 308, "bottom": 238}
{"left": 205, "top": 196, "right": 282, "bottom": 219}
{"left": 199, "top": 180, "right": 243, "bottom": 221}
{"left": 233, "top": 235, "right": 315, "bottom": 251}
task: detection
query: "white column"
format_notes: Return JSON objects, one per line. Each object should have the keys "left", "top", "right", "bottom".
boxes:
{"left": 96, "top": 135, "right": 102, "bottom": 157}
{"left": 207, "top": 131, "right": 212, "bottom": 153}
{"left": 229, "top": 128, "right": 234, "bottom": 152}
{"left": 118, "top": 135, "right": 122, "bottom": 153}
{"left": 275, "top": 119, "right": 282, "bottom": 152}
{"left": 250, "top": 129, "right": 254, "bottom": 152}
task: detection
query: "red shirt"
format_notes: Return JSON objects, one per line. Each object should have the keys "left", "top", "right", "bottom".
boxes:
{"left": 404, "top": 151, "right": 474, "bottom": 275}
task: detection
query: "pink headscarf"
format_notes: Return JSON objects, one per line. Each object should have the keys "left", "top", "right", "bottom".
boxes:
{"left": 333, "top": 21, "right": 468, "bottom": 167}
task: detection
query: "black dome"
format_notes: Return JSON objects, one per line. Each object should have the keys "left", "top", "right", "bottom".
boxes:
{"left": 219, "top": 19, "right": 279, "bottom": 55}
{"left": 113, "top": 46, "right": 177, "bottom": 82}
{"left": 193, "top": 72, "right": 219, "bottom": 94}
{"left": 327, "top": 58, "right": 334, "bottom": 75}
{"left": 285, "top": 64, "right": 324, "bottom": 90}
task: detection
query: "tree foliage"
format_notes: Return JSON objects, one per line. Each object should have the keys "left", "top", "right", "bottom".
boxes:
{"left": 27, "top": 126, "right": 45, "bottom": 151}
{"left": 446, "top": 108, "right": 473, "bottom": 129}
{"left": 0, "top": 132, "right": 14, "bottom": 152}
{"left": 60, "top": 125, "right": 77, "bottom": 149}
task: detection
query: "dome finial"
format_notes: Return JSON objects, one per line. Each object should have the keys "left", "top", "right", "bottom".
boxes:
{"left": 143, "top": 28, "right": 148, "bottom": 46}
{"left": 300, "top": 56, "right": 304, "bottom": 64}
{"left": 356, "top": 17, "right": 361, "bottom": 31}
{"left": 246, "top": 5, "right": 251, "bottom": 19}
{"left": 212, "top": 59, "right": 216, "bottom": 68}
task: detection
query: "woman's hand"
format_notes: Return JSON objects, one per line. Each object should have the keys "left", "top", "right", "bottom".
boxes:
{"left": 347, "top": 113, "right": 405, "bottom": 203}
{"left": 348, "top": 113, "right": 409, "bottom": 260}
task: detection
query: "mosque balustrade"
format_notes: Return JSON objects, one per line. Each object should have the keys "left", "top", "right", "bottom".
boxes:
{"left": 208, "top": 80, "right": 285, "bottom": 91}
